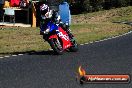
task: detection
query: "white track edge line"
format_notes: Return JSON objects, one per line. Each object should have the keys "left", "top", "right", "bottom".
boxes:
{"left": 79, "top": 31, "right": 132, "bottom": 45}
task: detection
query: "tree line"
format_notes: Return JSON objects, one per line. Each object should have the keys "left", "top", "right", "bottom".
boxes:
{"left": 69, "top": 0, "right": 132, "bottom": 14}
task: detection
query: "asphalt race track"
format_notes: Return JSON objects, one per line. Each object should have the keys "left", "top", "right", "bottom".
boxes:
{"left": 0, "top": 32, "right": 132, "bottom": 88}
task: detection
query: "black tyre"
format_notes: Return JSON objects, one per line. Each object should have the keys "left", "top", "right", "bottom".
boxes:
{"left": 69, "top": 38, "right": 78, "bottom": 52}
{"left": 48, "top": 38, "right": 63, "bottom": 55}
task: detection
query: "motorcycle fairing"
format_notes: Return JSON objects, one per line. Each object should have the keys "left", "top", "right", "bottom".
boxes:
{"left": 47, "top": 21, "right": 72, "bottom": 49}
{"left": 57, "top": 27, "right": 72, "bottom": 49}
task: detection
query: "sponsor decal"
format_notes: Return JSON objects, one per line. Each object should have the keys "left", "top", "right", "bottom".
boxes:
{"left": 57, "top": 31, "right": 69, "bottom": 41}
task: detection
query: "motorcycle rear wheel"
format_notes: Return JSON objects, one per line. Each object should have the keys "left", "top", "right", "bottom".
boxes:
{"left": 48, "top": 38, "right": 63, "bottom": 55}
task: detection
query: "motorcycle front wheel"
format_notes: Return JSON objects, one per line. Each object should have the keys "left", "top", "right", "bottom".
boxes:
{"left": 69, "top": 37, "right": 78, "bottom": 52}
{"left": 48, "top": 38, "right": 63, "bottom": 55}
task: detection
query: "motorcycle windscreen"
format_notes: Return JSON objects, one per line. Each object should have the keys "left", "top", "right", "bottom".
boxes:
{"left": 48, "top": 23, "right": 58, "bottom": 39}
{"left": 58, "top": 27, "right": 72, "bottom": 49}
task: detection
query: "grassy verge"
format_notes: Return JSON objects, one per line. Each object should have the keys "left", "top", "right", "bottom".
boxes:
{"left": 71, "top": 22, "right": 131, "bottom": 44}
{"left": 0, "top": 27, "right": 51, "bottom": 55}
{"left": 71, "top": 6, "right": 132, "bottom": 43}
{"left": 72, "top": 6, "right": 132, "bottom": 23}
{"left": 0, "top": 6, "right": 132, "bottom": 55}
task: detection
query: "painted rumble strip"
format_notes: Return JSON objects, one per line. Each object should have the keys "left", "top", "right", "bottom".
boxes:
{"left": 12, "top": 55, "right": 17, "bottom": 57}
{"left": 80, "top": 31, "right": 132, "bottom": 45}
{"left": 80, "top": 44, "right": 84, "bottom": 46}
{"left": 0, "top": 57, "right": 4, "bottom": 59}
{"left": 0, "top": 31, "right": 132, "bottom": 59}
{"left": 4, "top": 56, "right": 10, "bottom": 58}
{"left": 18, "top": 54, "right": 24, "bottom": 56}
{"left": 0, "top": 54, "right": 24, "bottom": 59}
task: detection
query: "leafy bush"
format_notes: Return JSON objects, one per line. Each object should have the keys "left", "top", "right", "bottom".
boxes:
{"left": 69, "top": 0, "right": 132, "bottom": 14}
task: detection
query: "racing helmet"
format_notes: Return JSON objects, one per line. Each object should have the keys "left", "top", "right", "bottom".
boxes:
{"left": 40, "top": 4, "right": 49, "bottom": 15}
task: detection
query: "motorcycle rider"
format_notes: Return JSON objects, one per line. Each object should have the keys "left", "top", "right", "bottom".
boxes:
{"left": 39, "top": 2, "right": 78, "bottom": 54}
{"left": 39, "top": 3, "right": 72, "bottom": 40}
{"left": 39, "top": 3, "right": 61, "bottom": 34}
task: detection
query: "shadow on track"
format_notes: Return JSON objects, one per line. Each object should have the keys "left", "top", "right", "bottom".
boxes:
{"left": 0, "top": 50, "right": 55, "bottom": 56}
{"left": 28, "top": 50, "right": 55, "bottom": 55}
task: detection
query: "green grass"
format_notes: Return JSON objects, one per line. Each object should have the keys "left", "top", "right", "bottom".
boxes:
{"left": 0, "top": 6, "right": 132, "bottom": 55}
{"left": 71, "top": 22, "right": 131, "bottom": 44}
{"left": 72, "top": 6, "right": 132, "bottom": 23}
{"left": 0, "top": 27, "right": 51, "bottom": 55}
